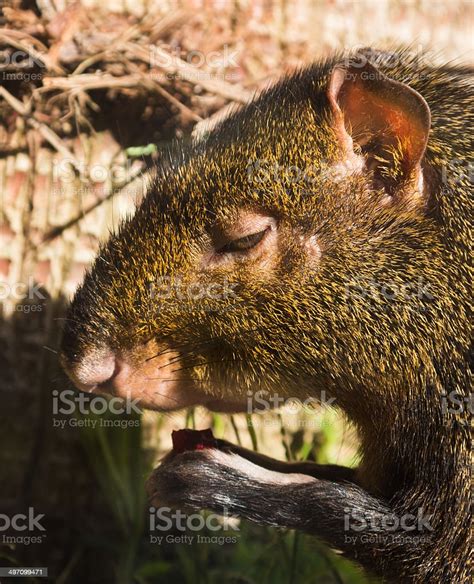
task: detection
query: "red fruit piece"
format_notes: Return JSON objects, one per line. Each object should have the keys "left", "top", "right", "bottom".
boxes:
{"left": 171, "top": 428, "right": 217, "bottom": 453}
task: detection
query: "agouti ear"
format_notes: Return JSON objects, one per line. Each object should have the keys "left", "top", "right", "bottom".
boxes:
{"left": 327, "top": 60, "right": 431, "bottom": 199}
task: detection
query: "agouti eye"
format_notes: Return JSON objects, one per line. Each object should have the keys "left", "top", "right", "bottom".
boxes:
{"left": 218, "top": 227, "right": 269, "bottom": 254}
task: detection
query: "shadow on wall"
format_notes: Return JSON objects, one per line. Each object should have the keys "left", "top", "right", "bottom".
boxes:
{"left": 0, "top": 287, "right": 148, "bottom": 583}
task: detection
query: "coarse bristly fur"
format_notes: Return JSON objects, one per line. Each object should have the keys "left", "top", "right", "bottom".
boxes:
{"left": 61, "top": 48, "right": 472, "bottom": 582}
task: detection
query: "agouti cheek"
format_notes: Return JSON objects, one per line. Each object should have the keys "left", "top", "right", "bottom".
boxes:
{"left": 303, "top": 235, "right": 322, "bottom": 266}
{"left": 250, "top": 227, "right": 279, "bottom": 271}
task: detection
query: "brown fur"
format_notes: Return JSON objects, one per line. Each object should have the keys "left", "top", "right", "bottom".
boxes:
{"left": 62, "top": 49, "right": 472, "bottom": 582}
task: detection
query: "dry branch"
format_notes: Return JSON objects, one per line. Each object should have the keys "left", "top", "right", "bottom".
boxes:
{"left": 0, "top": 86, "right": 82, "bottom": 171}
{"left": 122, "top": 42, "right": 252, "bottom": 104}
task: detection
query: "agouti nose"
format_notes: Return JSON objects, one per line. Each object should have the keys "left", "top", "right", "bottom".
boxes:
{"left": 60, "top": 347, "right": 117, "bottom": 392}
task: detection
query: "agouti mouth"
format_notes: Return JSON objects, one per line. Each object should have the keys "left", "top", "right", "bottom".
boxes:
{"left": 93, "top": 380, "right": 248, "bottom": 414}
{"left": 199, "top": 397, "right": 249, "bottom": 413}
{"left": 62, "top": 344, "right": 249, "bottom": 413}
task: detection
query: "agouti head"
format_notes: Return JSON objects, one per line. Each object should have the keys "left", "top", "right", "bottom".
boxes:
{"left": 61, "top": 53, "right": 448, "bottom": 420}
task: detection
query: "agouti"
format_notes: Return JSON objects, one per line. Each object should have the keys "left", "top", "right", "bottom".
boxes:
{"left": 61, "top": 49, "right": 472, "bottom": 582}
